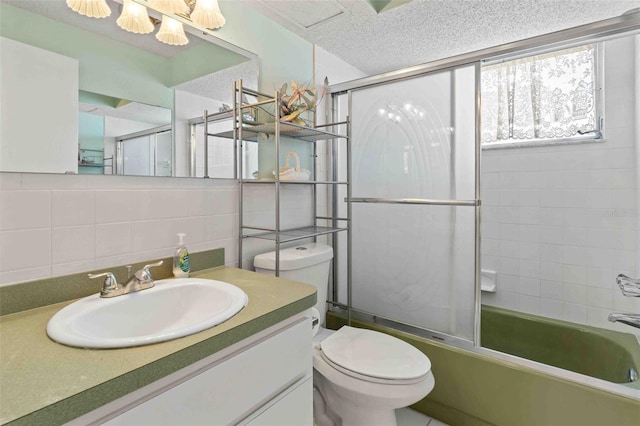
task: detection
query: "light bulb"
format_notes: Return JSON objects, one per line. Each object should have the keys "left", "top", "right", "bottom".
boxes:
{"left": 191, "top": 0, "right": 225, "bottom": 29}
{"left": 149, "top": 0, "right": 189, "bottom": 15}
{"left": 156, "top": 16, "right": 189, "bottom": 46}
{"left": 66, "top": 0, "right": 111, "bottom": 18}
{"left": 117, "top": 0, "right": 154, "bottom": 34}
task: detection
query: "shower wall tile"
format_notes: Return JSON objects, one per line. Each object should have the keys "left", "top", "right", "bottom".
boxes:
{"left": 541, "top": 280, "right": 563, "bottom": 300}
{"left": 518, "top": 294, "right": 541, "bottom": 315}
{"left": 481, "top": 38, "right": 638, "bottom": 335}
{"left": 540, "top": 298, "right": 564, "bottom": 320}
{"left": 563, "top": 302, "right": 587, "bottom": 323}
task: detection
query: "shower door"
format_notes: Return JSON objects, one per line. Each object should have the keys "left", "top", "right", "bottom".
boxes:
{"left": 347, "top": 65, "right": 479, "bottom": 342}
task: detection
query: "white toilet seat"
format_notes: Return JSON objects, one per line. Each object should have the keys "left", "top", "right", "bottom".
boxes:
{"left": 317, "top": 326, "right": 431, "bottom": 384}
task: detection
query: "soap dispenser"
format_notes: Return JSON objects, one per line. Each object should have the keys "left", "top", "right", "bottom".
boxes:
{"left": 173, "top": 233, "right": 190, "bottom": 278}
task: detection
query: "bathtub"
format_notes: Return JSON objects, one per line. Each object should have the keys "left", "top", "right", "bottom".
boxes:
{"left": 326, "top": 310, "right": 640, "bottom": 425}
{"left": 481, "top": 305, "right": 640, "bottom": 385}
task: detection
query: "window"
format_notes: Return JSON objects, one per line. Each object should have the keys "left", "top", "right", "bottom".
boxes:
{"left": 481, "top": 44, "right": 601, "bottom": 146}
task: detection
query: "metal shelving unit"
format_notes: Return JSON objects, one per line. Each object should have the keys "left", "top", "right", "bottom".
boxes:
{"left": 208, "top": 80, "right": 350, "bottom": 276}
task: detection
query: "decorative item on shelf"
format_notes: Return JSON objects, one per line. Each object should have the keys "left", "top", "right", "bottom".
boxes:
{"left": 273, "top": 151, "right": 311, "bottom": 181}
{"left": 277, "top": 78, "right": 329, "bottom": 126}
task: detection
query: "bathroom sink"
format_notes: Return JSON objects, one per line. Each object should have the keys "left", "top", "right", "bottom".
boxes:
{"left": 46, "top": 278, "right": 248, "bottom": 349}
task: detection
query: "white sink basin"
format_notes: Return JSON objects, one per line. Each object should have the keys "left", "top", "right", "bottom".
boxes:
{"left": 46, "top": 278, "right": 248, "bottom": 349}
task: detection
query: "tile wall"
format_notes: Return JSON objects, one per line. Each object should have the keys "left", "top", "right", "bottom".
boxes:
{"left": 480, "top": 36, "right": 640, "bottom": 334}
{"left": 0, "top": 173, "right": 239, "bottom": 286}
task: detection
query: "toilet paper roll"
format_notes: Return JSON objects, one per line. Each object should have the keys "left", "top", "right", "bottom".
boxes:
{"left": 309, "top": 307, "right": 321, "bottom": 337}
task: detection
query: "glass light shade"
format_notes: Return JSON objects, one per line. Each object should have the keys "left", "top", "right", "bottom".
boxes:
{"left": 156, "top": 16, "right": 189, "bottom": 46}
{"left": 117, "top": 0, "right": 154, "bottom": 34}
{"left": 191, "top": 0, "right": 225, "bottom": 29}
{"left": 149, "top": 0, "right": 189, "bottom": 15}
{"left": 66, "top": 0, "right": 111, "bottom": 18}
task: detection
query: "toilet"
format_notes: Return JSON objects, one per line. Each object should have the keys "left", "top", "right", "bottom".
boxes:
{"left": 254, "top": 243, "right": 435, "bottom": 426}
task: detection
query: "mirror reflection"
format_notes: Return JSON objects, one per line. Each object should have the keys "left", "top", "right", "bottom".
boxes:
{"left": 0, "top": 0, "right": 257, "bottom": 177}
{"left": 78, "top": 91, "right": 171, "bottom": 176}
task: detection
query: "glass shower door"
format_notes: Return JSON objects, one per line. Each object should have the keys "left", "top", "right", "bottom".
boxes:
{"left": 349, "top": 65, "right": 478, "bottom": 342}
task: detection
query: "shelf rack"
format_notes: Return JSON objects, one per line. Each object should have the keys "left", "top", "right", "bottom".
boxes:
{"left": 78, "top": 149, "right": 113, "bottom": 173}
{"left": 207, "top": 80, "right": 350, "bottom": 276}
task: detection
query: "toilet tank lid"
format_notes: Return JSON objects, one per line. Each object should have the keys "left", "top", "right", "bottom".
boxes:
{"left": 254, "top": 243, "right": 333, "bottom": 271}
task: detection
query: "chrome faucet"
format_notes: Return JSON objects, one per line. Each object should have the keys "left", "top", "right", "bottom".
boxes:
{"left": 88, "top": 260, "right": 163, "bottom": 298}
{"left": 608, "top": 274, "right": 640, "bottom": 329}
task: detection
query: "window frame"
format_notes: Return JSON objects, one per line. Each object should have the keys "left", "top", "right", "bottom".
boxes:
{"left": 480, "top": 42, "right": 604, "bottom": 150}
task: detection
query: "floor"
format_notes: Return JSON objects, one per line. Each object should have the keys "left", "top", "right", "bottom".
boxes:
{"left": 396, "top": 408, "right": 448, "bottom": 426}
{"left": 313, "top": 407, "right": 446, "bottom": 426}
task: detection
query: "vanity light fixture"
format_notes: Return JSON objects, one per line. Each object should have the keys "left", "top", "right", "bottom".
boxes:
{"left": 67, "top": 0, "right": 226, "bottom": 46}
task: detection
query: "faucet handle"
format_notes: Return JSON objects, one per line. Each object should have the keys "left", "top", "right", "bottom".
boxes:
{"left": 88, "top": 271, "right": 118, "bottom": 295}
{"left": 136, "top": 260, "right": 164, "bottom": 282}
{"left": 616, "top": 274, "right": 640, "bottom": 297}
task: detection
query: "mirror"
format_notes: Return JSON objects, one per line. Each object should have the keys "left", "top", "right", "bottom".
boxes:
{"left": 79, "top": 91, "right": 172, "bottom": 175}
{"left": 0, "top": 0, "right": 258, "bottom": 177}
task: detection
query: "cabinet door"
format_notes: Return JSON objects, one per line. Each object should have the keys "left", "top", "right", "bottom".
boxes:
{"left": 243, "top": 378, "right": 312, "bottom": 426}
{"left": 104, "top": 318, "right": 311, "bottom": 425}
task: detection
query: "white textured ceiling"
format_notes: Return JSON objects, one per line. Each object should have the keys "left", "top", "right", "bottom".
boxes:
{"left": 7, "top": 0, "right": 640, "bottom": 82}
{"left": 248, "top": 0, "right": 640, "bottom": 75}
{"left": 174, "top": 59, "right": 259, "bottom": 103}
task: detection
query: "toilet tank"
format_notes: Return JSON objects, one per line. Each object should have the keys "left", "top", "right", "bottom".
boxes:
{"left": 254, "top": 243, "right": 333, "bottom": 325}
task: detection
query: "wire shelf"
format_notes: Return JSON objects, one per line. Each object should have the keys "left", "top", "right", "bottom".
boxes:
{"left": 213, "top": 121, "right": 347, "bottom": 142}
{"left": 242, "top": 225, "right": 347, "bottom": 242}
{"left": 241, "top": 179, "right": 349, "bottom": 185}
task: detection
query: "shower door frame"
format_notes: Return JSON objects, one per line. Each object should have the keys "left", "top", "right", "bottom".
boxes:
{"left": 330, "top": 65, "right": 482, "bottom": 349}
{"left": 328, "top": 10, "right": 640, "bottom": 398}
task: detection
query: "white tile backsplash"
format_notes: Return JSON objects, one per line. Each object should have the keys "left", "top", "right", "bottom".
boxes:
{"left": 131, "top": 190, "right": 192, "bottom": 221}
{"left": 0, "top": 228, "right": 51, "bottom": 271}
{"left": 51, "top": 225, "right": 95, "bottom": 264}
{"left": 0, "top": 190, "right": 50, "bottom": 230}
{"left": 94, "top": 190, "right": 134, "bottom": 224}
{"left": 95, "top": 222, "right": 132, "bottom": 258}
{"left": 52, "top": 190, "right": 94, "bottom": 227}
{"left": 0, "top": 176, "right": 234, "bottom": 286}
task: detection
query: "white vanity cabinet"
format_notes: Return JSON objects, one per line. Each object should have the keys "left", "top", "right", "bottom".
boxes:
{"left": 74, "top": 316, "right": 312, "bottom": 426}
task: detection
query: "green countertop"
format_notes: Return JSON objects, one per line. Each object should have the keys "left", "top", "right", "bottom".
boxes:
{"left": 0, "top": 267, "right": 316, "bottom": 425}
